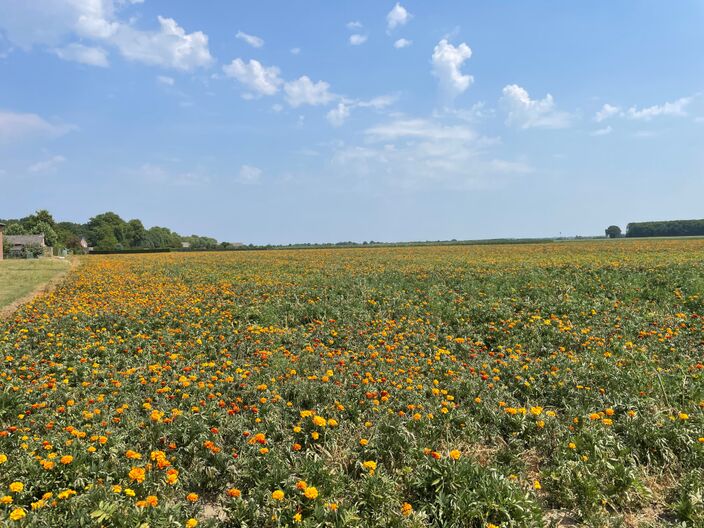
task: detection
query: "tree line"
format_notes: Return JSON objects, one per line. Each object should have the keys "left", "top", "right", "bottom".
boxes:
{"left": 1, "top": 210, "right": 234, "bottom": 252}
{"left": 625, "top": 219, "right": 704, "bottom": 238}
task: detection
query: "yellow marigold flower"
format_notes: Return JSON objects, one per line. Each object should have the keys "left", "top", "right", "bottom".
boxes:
{"left": 359, "top": 438, "right": 369, "bottom": 446}
{"left": 60, "top": 455, "right": 73, "bottom": 464}
{"left": 9, "top": 482, "right": 23, "bottom": 493}
{"left": 0, "top": 454, "right": 7, "bottom": 464}
{"left": 326, "top": 502, "right": 338, "bottom": 511}
{"left": 401, "top": 502, "right": 413, "bottom": 516}
{"left": 679, "top": 413, "right": 689, "bottom": 420}
{"left": 602, "top": 418, "right": 613, "bottom": 426}
{"left": 534, "top": 480, "right": 542, "bottom": 490}
{"left": 328, "top": 418, "right": 338, "bottom": 427}
{"left": 313, "top": 415, "right": 327, "bottom": 427}
{"left": 536, "top": 420, "right": 545, "bottom": 428}
{"left": 449, "top": 450, "right": 461, "bottom": 460}
{"left": 57, "top": 489, "right": 76, "bottom": 500}
{"left": 304, "top": 486, "right": 319, "bottom": 500}
{"left": 568, "top": 442, "right": 576, "bottom": 450}
{"left": 112, "top": 485, "right": 122, "bottom": 493}
{"left": 124, "top": 488, "right": 136, "bottom": 497}
{"left": 271, "top": 489, "right": 284, "bottom": 501}
{"left": 186, "top": 493, "right": 199, "bottom": 502}
{"left": 293, "top": 513, "right": 302, "bottom": 523}
{"left": 530, "top": 406, "right": 543, "bottom": 416}
{"left": 311, "top": 431, "right": 319, "bottom": 440}
{"left": 362, "top": 460, "right": 377, "bottom": 475}
{"left": 185, "top": 519, "right": 198, "bottom": 528}
{"left": 9, "top": 508, "right": 26, "bottom": 521}
{"left": 0, "top": 496, "right": 12, "bottom": 505}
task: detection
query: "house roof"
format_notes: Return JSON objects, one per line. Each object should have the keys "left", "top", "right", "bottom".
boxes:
{"left": 5, "top": 234, "right": 45, "bottom": 246}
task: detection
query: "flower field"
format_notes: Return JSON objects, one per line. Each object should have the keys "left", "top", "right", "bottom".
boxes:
{"left": 1, "top": 241, "right": 703, "bottom": 527}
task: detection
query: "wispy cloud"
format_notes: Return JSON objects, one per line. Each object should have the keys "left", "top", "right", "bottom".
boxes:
{"left": 236, "top": 30, "right": 264, "bottom": 48}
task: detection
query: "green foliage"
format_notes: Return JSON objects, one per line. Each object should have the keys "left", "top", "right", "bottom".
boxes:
{"left": 605, "top": 225, "right": 622, "bottom": 238}
{"left": 626, "top": 219, "right": 704, "bottom": 238}
{"left": 4, "top": 222, "right": 27, "bottom": 235}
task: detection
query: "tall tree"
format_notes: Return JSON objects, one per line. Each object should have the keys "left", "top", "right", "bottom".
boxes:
{"left": 605, "top": 225, "right": 622, "bottom": 238}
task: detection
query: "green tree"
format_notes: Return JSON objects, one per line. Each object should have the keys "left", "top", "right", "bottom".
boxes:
{"left": 4, "top": 223, "right": 27, "bottom": 235}
{"left": 86, "top": 212, "right": 128, "bottom": 249}
{"left": 605, "top": 225, "right": 622, "bottom": 238}
{"left": 126, "top": 219, "right": 147, "bottom": 248}
{"left": 30, "top": 220, "right": 58, "bottom": 247}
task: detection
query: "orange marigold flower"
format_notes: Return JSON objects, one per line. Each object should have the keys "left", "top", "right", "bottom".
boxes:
{"left": 186, "top": 493, "right": 199, "bottom": 502}
{"left": 128, "top": 467, "right": 146, "bottom": 483}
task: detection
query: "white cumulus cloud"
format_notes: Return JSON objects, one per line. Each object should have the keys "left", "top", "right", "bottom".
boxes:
{"left": 284, "top": 76, "right": 335, "bottom": 107}
{"left": 386, "top": 3, "right": 411, "bottom": 32}
{"left": 327, "top": 103, "right": 351, "bottom": 127}
{"left": 394, "top": 38, "right": 412, "bottom": 49}
{"left": 0, "top": 1, "right": 213, "bottom": 71}
{"left": 431, "top": 39, "right": 473, "bottom": 99}
{"left": 594, "top": 103, "right": 621, "bottom": 122}
{"left": 236, "top": 30, "right": 264, "bottom": 48}
{"left": 223, "top": 58, "right": 282, "bottom": 96}
{"left": 110, "top": 16, "right": 212, "bottom": 70}
{"left": 349, "top": 34, "right": 368, "bottom": 46}
{"left": 500, "top": 84, "right": 572, "bottom": 129}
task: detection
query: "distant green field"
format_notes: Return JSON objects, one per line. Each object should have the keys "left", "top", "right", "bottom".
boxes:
{"left": 0, "top": 258, "right": 71, "bottom": 312}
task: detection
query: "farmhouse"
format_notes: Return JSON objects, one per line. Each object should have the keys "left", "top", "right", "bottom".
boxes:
{"left": 5, "top": 234, "right": 52, "bottom": 258}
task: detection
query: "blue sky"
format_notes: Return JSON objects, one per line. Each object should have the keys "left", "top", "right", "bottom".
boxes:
{"left": 0, "top": 1, "right": 702, "bottom": 244}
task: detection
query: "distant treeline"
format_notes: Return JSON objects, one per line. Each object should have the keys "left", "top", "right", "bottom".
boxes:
{"left": 1, "top": 210, "right": 238, "bottom": 252}
{"left": 626, "top": 219, "right": 704, "bottom": 238}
